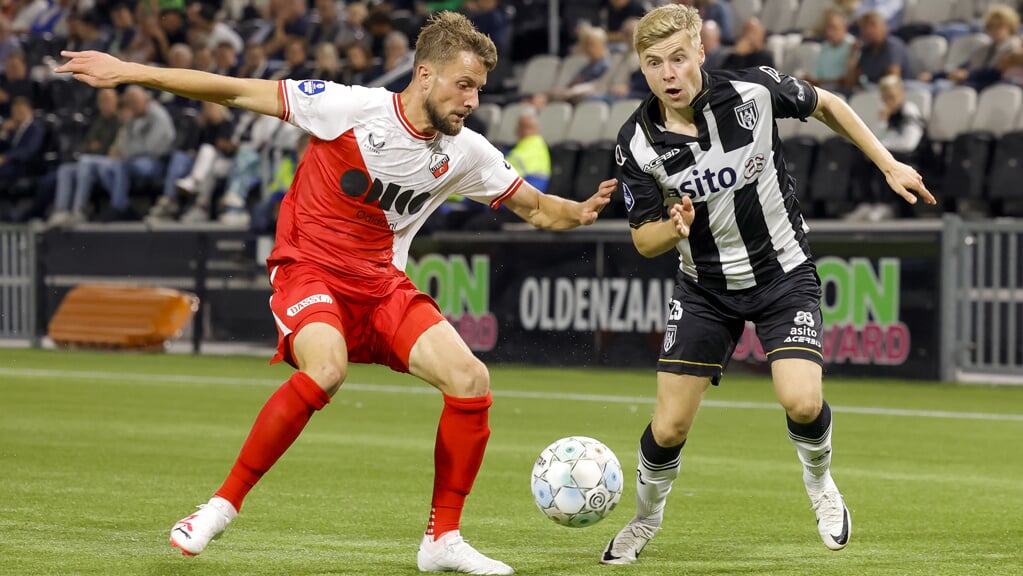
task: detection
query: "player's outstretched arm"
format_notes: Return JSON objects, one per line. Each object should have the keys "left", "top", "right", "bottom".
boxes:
{"left": 54, "top": 50, "right": 281, "bottom": 118}
{"left": 810, "top": 87, "right": 935, "bottom": 206}
{"left": 504, "top": 178, "right": 616, "bottom": 230}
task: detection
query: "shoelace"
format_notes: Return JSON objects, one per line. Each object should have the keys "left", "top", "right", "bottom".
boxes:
{"left": 612, "top": 522, "right": 658, "bottom": 554}
{"left": 812, "top": 492, "right": 845, "bottom": 525}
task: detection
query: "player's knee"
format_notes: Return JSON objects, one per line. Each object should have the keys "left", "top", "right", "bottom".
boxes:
{"left": 449, "top": 357, "right": 490, "bottom": 397}
{"left": 651, "top": 418, "right": 690, "bottom": 446}
{"left": 785, "top": 397, "right": 823, "bottom": 424}
{"left": 306, "top": 362, "right": 347, "bottom": 396}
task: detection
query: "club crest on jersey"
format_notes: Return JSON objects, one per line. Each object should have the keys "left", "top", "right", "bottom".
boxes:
{"left": 734, "top": 100, "right": 759, "bottom": 131}
{"left": 430, "top": 153, "right": 450, "bottom": 178}
{"left": 298, "top": 80, "right": 326, "bottom": 95}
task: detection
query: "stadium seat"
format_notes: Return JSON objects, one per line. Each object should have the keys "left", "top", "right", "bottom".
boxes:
{"left": 927, "top": 86, "right": 977, "bottom": 143}
{"left": 782, "top": 135, "right": 817, "bottom": 207}
{"left": 987, "top": 131, "right": 1023, "bottom": 201}
{"left": 905, "top": 87, "right": 933, "bottom": 122}
{"left": 572, "top": 145, "right": 615, "bottom": 202}
{"left": 943, "top": 33, "right": 990, "bottom": 73}
{"left": 518, "top": 54, "right": 561, "bottom": 97}
{"left": 971, "top": 84, "right": 1022, "bottom": 137}
{"left": 792, "top": 0, "right": 833, "bottom": 35}
{"left": 848, "top": 91, "right": 885, "bottom": 136}
{"left": 474, "top": 103, "right": 502, "bottom": 140}
{"left": 783, "top": 41, "right": 821, "bottom": 77}
{"left": 944, "top": 131, "right": 995, "bottom": 199}
{"left": 606, "top": 99, "right": 643, "bottom": 141}
{"left": 908, "top": 35, "right": 948, "bottom": 78}
{"left": 950, "top": 0, "right": 982, "bottom": 22}
{"left": 760, "top": 0, "right": 798, "bottom": 34}
{"left": 491, "top": 102, "right": 530, "bottom": 149}
{"left": 538, "top": 101, "right": 573, "bottom": 145}
{"left": 808, "top": 136, "right": 857, "bottom": 212}
{"left": 903, "top": 0, "right": 958, "bottom": 26}
{"left": 547, "top": 143, "right": 580, "bottom": 199}
{"left": 729, "top": 0, "right": 763, "bottom": 31}
{"left": 553, "top": 54, "right": 589, "bottom": 92}
{"left": 565, "top": 100, "right": 609, "bottom": 146}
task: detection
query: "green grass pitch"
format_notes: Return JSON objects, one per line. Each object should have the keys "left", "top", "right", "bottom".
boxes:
{"left": 2, "top": 348, "right": 1022, "bottom": 575}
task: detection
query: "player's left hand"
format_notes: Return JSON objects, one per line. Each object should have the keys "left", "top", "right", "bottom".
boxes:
{"left": 883, "top": 161, "right": 936, "bottom": 205}
{"left": 54, "top": 50, "right": 130, "bottom": 88}
{"left": 579, "top": 178, "right": 616, "bottom": 225}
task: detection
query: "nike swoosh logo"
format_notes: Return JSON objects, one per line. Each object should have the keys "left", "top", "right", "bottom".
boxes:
{"left": 173, "top": 527, "right": 191, "bottom": 540}
{"left": 830, "top": 507, "right": 850, "bottom": 545}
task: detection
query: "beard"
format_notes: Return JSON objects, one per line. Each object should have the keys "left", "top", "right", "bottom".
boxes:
{"left": 424, "top": 95, "right": 465, "bottom": 136}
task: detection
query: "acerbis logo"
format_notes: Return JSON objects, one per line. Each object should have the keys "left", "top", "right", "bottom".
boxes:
{"left": 339, "top": 169, "right": 431, "bottom": 217}
{"left": 642, "top": 148, "right": 681, "bottom": 172}
{"left": 299, "top": 80, "right": 326, "bottom": 95}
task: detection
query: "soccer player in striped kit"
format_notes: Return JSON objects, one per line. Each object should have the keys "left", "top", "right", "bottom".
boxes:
{"left": 601, "top": 4, "right": 934, "bottom": 565}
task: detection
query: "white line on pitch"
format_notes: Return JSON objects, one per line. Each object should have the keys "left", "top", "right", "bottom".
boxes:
{"left": 2, "top": 367, "right": 1022, "bottom": 423}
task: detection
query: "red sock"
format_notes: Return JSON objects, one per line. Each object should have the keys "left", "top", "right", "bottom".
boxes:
{"left": 427, "top": 392, "right": 492, "bottom": 539}
{"left": 214, "top": 372, "right": 330, "bottom": 511}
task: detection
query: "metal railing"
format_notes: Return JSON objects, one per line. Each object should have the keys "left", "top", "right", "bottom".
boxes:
{"left": 942, "top": 215, "right": 1023, "bottom": 384}
{"left": 0, "top": 224, "right": 37, "bottom": 344}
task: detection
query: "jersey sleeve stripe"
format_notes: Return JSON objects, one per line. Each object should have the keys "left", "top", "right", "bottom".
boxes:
{"left": 278, "top": 80, "right": 291, "bottom": 122}
{"left": 490, "top": 177, "right": 523, "bottom": 209}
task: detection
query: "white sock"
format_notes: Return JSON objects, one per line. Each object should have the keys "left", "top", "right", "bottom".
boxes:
{"left": 635, "top": 449, "right": 681, "bottom": 525}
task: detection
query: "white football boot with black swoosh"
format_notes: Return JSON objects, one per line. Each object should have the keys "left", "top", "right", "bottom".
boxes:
{"left": 600, "top": 516, "right": 660, "bottom": 565}
{"left": 808, "top": 475, "right": 851, "bottom": 550}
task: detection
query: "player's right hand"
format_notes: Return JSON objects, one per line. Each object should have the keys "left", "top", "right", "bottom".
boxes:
{"left": 670, "top": 196, "right": 695, "bottom": 238}
{"left": 54, "top": 51, "right": 128, "bottom": 89}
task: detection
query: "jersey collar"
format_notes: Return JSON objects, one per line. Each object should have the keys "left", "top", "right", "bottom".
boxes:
{"left": 392, "top": 93, "right": 438, "bottom": 141}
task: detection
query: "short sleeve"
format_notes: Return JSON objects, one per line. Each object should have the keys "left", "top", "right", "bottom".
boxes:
{"left": 740, "top": 66, "right": 819, "bottom": 120}
{"left": 451, "top": 131, "right": 524, "bottom": 209}
{"left": 278, "top": 79, "right": 367, "bottom": 141}
{"left": 616, "top": 132, "right": 666, "bottom": 229}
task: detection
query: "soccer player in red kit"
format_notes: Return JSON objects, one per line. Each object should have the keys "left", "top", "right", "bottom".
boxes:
{"left": 57, "top": 13, "right": 615, "bottom": 575}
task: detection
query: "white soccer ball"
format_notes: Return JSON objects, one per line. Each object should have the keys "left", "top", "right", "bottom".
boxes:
{"left": 531, "top": 436, "right": 624, "bottom": 528}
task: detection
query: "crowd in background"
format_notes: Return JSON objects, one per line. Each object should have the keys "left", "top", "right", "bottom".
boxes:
{"left": 0, "top": 0, "right": 1020, "bottom": 230}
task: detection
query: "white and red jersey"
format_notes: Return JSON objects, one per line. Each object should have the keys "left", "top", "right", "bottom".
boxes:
{"left": 267, "top": 79, "right": 523, "bottom": 278}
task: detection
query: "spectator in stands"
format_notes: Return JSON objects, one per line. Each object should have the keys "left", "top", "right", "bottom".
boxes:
{"left": 310, "top": 42, "right": 343, "bottom": 83}
{"left": 700, "top": 19, "right": 727, "bottom": 71}
{"left": 270, "top": 37, "right": 315, "bottom": 80}
{"left": 550, "top": 26, "right": 611, "bottom": 103}
{"left": 603, "top": 18, "right": 642, "bottom": 100}
{"left": 262, "top": 0, "right": 311, "bottom": 60}
{"left": 506, "top": 108, "right": 551, "bottom": 192}
{"left": 848, "top": 74, "right": 925, "bottom": 222}
{"left": 306, "top": 0, "right": 344, "bottom": 47}
{"left": 601, "top": 0, "right": 646, "bottom": 50}
{"left": 919, "top": 4, "right": 1021, "bottom": 92}
{"left": 852, "top": 0, "right": 904, "bottom": 32}
{"left": 467, "top": 0, "right": 509, "bottom": 52}
{"left": 150, "top": 7, "right": 190, "bottom": 65}
{"left": 28, "top": 0, "right": 70, "bottom": 36}
{"left": 0, "top": 18, "right": 21, "bottom": 76}
{"left": 188, "top": 2, "right": 245, "bottom": 54}
{"left": 368, "top": 30, "right": 414, "bottom": 92}
{"left": 9, "top": 0, "right": 48, "bottom": 34}
{"left": 674, "top": 0, "right": 735, "bottom": 45}
{"left": 123, "top": 12, "right": 159, "bottom": 64}
{"left": 335, "top": 2, "right": 369, "bottom": 49}
{"left": 0, "top": 96, "right": 44, "bottom": 184}
{"left": 107, "top": 2, "right": 138, "bottom": 59}
{"left": 0, "top": 51, "right": 37, "bottom": 120}
{"left": 721, "top": 17, "right": 774, "bottom": 70}
{"left": 90, "top": 86, "right": 176, "bottom": 221}
{"left": 147, "top": 101, "right": 235, "bottom": 223}
{"left": 65, "top": 10, "right": 106, "bottom": 54}
{"left": 804, "top": 9, "right": 855, "bottom": 91}
{"left": 158, "top": 43, "right": 201, "bottom": 112}
{"left": 340, "top": 42, "right": 374, "bottom": 86}
{"left": 844, "top": 11, "right": 910, "bottom": 89}
{"left": 365, "top": 4, "right": 395, "bottom": 61}
{"left": 210, "top": 41, "right": 240, "bottom": 76}
{"left": 44, "top": 88, "right": 122, "bottom": 227}
{"left": 237, "top": 42, "right": 273, "bottom": 80}
{"left": 252, "top": 132, "right": 310, "bottom": 235}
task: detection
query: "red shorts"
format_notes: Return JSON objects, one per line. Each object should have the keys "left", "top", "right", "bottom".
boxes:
{"left": 268, "top": 261, "right": 444, "bottom": 372}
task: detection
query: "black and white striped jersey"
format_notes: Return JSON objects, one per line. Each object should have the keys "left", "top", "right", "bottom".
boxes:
{"left": 616, "top": 66, "right": 819, "bottom": 292}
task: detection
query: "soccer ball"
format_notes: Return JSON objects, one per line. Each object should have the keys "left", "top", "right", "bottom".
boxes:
{"left": 530, "top": 436, "right": 624, "bottom": 527}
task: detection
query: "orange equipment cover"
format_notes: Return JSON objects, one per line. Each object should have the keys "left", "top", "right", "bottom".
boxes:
{"left": 47, "top": 285, "right": 199, "bottom": 350}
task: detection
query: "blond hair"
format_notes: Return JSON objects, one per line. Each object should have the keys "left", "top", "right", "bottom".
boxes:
{"left": 984, "top": 3, "right": 1021, "bottom": 33}
{"left": 878, "top": 74, "right": 904, "bottom": 92}
{"left": 634, "top": 4, "right": 702, "bottom": 56}
{"left": 414, "top": 11, "right": 498, "bottom": 72}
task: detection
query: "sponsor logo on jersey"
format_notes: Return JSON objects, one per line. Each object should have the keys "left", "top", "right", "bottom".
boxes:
{"left": 622, "top": 182, "right": 635, "bottom": 212}
{"left": 287, "top": 293, "right": 333, "bottom": 317}
{"left": 298, "top": 80, "right": 326, "bottom": 95}
{"left": 642, "top": 147, "right": 681, "bottom": 172}
{"left": 734, "top": 100, "right": 759, "bottom": 130}
{"left": 368, "top": 133, "right": 385, "bottom": 150}
{"left": 430, "top": 153, "right": 450, "bottom": 178}
{"left": 339, "top": 169, "right": 432, "bottom": 218}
